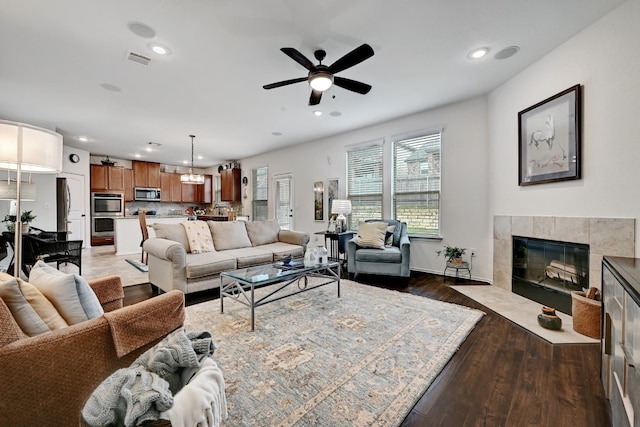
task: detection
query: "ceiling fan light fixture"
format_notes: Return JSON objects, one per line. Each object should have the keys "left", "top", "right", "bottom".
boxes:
{"left": 180, "top": 135, "right": 205, "bottom": 184}
{"left": 309, "top": 71, "right": 333, "bottom": 92}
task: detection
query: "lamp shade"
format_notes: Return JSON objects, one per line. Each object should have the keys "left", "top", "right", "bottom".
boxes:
{"left": 0, "top": 181, "right": 36, "bottom": 200}
{"left": 0, "top": 120, "right": 63, "bottom": 173}
{"left": 331, "top": 199, "right": 352, "bottom": 215}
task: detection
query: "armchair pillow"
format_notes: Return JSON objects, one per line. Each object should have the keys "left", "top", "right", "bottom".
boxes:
{"left": 355, "top": 222, "right": 388, "bottom": 249}
{"left": 29, "top": 261, "right": 104, "bottom": 325}
{"left": 0, "top": 276, "right": 51, "bottom": 336}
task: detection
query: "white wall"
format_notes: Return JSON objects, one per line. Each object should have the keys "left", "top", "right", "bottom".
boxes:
{"left": 241, "top": 95, "right": 492, "bottom": 282}
{"left": 488, "top": 1, "right": 640, "bottom": 254}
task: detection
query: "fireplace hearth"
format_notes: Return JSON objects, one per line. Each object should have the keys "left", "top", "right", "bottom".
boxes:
{"left": 512, "top": 236, "right": 589, "bottom": 315}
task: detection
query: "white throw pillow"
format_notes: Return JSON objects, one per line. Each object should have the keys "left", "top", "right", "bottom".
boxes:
{"left": 355, "top": 222, "right": 388, "bottom": 249}
{"left": 29, "top": 261, "right": 104, "bottom": 325}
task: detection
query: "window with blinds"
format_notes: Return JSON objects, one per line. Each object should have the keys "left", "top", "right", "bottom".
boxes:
{"left": 346, "top": 142, "right": 383, "bottom": 229}
{"left": 252, "top": 166, "right": 268, "bottom": 221}
{"left": 392, "top": 131, "right": 441, "bottom": 235}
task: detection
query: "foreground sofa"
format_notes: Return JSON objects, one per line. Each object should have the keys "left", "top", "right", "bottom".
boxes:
{"left": 144, "top": 220, "right": 310, "bottom": 294}
{"left": 0, "top": 272, "right": 185, "bottom": 426}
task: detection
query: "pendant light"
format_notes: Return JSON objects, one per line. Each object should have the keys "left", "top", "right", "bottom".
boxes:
{"left": 180, "top": 134, "right": 205, "bottom": 184}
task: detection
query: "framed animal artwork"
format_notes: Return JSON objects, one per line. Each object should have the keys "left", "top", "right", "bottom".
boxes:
{"left": 518, "top": 84, "right": 582, "bottom": 186}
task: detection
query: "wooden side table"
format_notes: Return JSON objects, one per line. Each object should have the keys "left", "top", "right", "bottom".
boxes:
{"left": 444, "top": 260, "right": 471, "bottom": 281}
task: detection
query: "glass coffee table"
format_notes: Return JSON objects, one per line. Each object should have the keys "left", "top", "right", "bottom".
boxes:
{"left": 220, "top": 260, "right": 340, "bottom": 331}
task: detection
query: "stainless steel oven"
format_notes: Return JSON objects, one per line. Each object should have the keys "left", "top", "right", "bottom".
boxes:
{"left": 91, "top": 192, "right": 123, "bottom": 238}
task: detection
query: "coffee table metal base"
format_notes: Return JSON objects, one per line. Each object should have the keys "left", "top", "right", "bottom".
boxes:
{"left": 220, "top": 263, "right": 340, "bottom": 331}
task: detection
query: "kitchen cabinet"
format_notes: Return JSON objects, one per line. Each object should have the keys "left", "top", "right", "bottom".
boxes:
{"left": 602, "top": 257, "right": 640, "bottom": 427}
{"left": 181, "top": 182, "right": 197, "bottom": 203}
{"left": 160, "top": 172, "right": 172, "bottom": 202}
{"left": 200, "top": 175, "right": 213, "bottom": 204}
{"left": 90, "top": 164, "right": 125, "bottom": 191}
{"left": 123, "top": 168, "right": 134, "bottom": 201}
{"left": 132, "top": 160, "right": 161, "bottom": 188}
{"left": 170, "top": 173, "right": 182, "bottom": 202}
{"left": 221, "top": 168, "right": 241, "bottom": 202}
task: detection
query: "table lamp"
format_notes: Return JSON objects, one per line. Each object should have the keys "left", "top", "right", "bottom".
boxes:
{"left": 331, "top": 199, "right": 351, "bottom": 233}
{"left": 0, "top": 120, "right": 63, "bottom": 278}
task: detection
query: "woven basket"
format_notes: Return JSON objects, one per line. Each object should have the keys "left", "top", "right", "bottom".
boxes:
{"left": 571, "top": 291, "right": 602, "bottom": 339}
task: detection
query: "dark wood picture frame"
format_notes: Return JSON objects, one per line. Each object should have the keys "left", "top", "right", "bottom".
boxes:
{"left": 518, "top": 84, "right": 582, "bottom": 186}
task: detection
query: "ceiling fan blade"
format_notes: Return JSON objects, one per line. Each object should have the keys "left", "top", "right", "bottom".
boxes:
{"left": 309, "top": 90, "right": 322, "bottom": 106}
{"left": 333, "top": 76, "right": 372, "bottom": 94}
{"left": 281, "top": 47, "right": 317, "bottom": 71}
{"left": 328, "top": 43, "right": 374, "bottom": 74}
{"left": 263, "top": 77, "right": 308, "bottom": 90}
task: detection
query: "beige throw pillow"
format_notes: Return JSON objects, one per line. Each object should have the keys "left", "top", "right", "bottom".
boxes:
{"left": 181, "top": 221, "right": 215, "bottom": 253}
{"left": 209, "top": 221, "right": 253, "bottom": 251}
{"left": 0, "top": 277, "right": 51, "bottom": 336}
{"left": 355, "top": 222, "right": 388, "bottom": 249}
{"left": 18, "top": 280, "right": 68, "bottom": 330}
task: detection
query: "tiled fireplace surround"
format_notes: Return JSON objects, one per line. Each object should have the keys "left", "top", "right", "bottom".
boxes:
{"left": 493, "top": 216, "right": 635, "bottom": 292}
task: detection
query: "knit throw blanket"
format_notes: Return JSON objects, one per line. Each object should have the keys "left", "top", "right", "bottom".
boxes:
{"left": 181, "top": 220, "right": 215, "bottom": 254}
{"left": 82, "top": 328, "right": 216, "bottom": 427}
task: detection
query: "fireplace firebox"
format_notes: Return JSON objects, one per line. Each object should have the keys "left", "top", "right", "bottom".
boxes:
{"left": 512, "top": 236, "right": 589, "bottom": 315}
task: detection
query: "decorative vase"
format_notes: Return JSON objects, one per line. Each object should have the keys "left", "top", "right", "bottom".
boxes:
{"left": 315, "top": 246, "right": 328, "bottom": 265}
{"left": 452, "top": 257, "right": 462, "bottom": 265}
{"left": 537, "top": 306, "right": 562, "bottom": 330}
{"left": 304, "top": 246, "right": 317, "bottom": 267}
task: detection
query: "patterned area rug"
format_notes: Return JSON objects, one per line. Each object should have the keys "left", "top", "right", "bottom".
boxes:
{"left": 184, "top": 279, "right": 484, "bottom": 426}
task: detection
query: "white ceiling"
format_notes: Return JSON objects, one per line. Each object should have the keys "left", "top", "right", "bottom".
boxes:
{"left": 0, "top": 0, "right": 625, "bottom": 168}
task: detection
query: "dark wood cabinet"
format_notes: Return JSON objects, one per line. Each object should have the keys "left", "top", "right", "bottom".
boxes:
{"left": 221, "top": 168, "right": 241, "bottom": 202}
{"left": 160, "top": 172, "right": 172, "bottom": 202}
{"left": 133, "top": 161, "right": 161, "bottom": 188}
{"left": 200, "top": 175, "right": 213, "bottom": 204}
{"left": 181, "top": 182, "right": 197, "bottom": 203}
{"left": 170, "top": 173, "right": 182, "bottom": 202}
{"left": 90, "top": 164, "right": 125, "bottom": 191}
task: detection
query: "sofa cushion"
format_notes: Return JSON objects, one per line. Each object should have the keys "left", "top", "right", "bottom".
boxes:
{"left": 185, "top": 252, "right": 237, "bottom": 279}
{"left": 354, "top": 246, "right": 403, "bottom": 263}
{"left": 255, "top": 242, "right": 305, "bottom": 260}
{"left": 220, "top": 247, "right": 273, "bottom": 268}
{"left": 209, "top": 221, "right": 252, "bottom": 251}
{"left": 29, "top": 261, "right": 104, "bottom": 325}
{"left": 0, "top": 276, "right": 51, "bottom": 336}
{"left": 153, "top": 223, "right": 191, "bottom": 253}
{"left": 355, "top": 221, "right": 388, "bottom": 249}
{"left": 245, "top": 220, "right": 280, "bottom": 246}
{"left": 181, "top": 221, "right": 215, "bottom": 253}
{"left": 18, "top": 280, "right": 68, "bottom": 331}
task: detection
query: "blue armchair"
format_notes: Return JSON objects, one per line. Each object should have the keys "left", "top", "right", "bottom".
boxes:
{"left": 347, "top": 219, "right": 411, "bottom": 278}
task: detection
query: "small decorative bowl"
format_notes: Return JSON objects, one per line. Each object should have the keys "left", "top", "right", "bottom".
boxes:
{"left": 280, "top": 255, "right": 293, "bottom": 265}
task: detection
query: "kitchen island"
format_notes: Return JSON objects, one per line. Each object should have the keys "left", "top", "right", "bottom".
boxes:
{"left": 113, "top": 215, "right": 188, "bottom": 256}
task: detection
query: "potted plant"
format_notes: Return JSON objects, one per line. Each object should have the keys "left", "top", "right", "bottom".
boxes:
{"left": 2, "top": 211, "right": 37, "bottom": 233}
{"left": 436, "top": 245, "right": 466, "bottom": 265}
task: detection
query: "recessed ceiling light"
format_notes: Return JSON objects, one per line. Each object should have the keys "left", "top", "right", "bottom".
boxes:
{"left": 329, "top": 111, "right": 342, "bottom": 117}
{"left": 468, "top": 47, "right": 490, "bottom": 60}
{"left": 313, "top": 110, "right": 323, "bottom": 117}
{"left": 149, "top": 43, "right": 171, "bottom": 55}
{"left": 145, "top": 147, "right": 152, "bottom": 152}
{"left": 197, "top": 155, "right": 203, "bottom": 160}
{"left": 134, "top": 153, "right": 141, "bottom": 158}
{"left": 78, "top": 136, "right": 88, "bottom": 142}
{"left": 272, "top": 132, "right": 282, "bottom": 136}
{"left": 183, "top": 160, "right": 188, "bottom": 164}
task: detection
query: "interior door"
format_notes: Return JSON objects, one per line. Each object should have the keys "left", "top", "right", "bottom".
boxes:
{"left": 59, "top": 173, "right": 87, "bottom": 247}
{"left": 274, "top": 174, "right": 293, "bottom": 230}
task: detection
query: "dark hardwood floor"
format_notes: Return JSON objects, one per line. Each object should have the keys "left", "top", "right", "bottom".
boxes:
{"left": 124, "top": 272, "right": 611, "bottom": 427}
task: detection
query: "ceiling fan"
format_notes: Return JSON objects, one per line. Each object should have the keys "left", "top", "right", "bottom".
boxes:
{"left": 263, "top": 43, "right": 375, "bottom": 106}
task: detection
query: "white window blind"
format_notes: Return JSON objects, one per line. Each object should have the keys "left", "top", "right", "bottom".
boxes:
{"left": 346, "top": 142, "right": 383, "bottom": 229}
{"left": 392, "top": 131, "right": 441, "bottom": 235}
{"left": 252, "top": 166, "right": 268, "bottom": 221}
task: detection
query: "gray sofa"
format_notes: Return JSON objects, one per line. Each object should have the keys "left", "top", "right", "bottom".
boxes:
{"left": 347, "top": 219, "right": 411, "bottom": 278}
{"left": 143, "top": 220, "right": 310, "bottom": 294}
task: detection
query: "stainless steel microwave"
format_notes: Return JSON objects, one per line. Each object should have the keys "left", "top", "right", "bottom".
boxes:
{"left": 91, "top": 192, "right": 124, "bottom": 216}
{"left": 135, "top": 187, "right": 161, "bottom": 201}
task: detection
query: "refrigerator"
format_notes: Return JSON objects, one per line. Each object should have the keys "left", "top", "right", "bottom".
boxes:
{"left": 56, "top": 177, "right": 70, "bottom": 233}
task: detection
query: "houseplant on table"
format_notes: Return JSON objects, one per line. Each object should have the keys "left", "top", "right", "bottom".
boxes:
{"left": 2, "top": 210, "right": 37, "bottom": 233}
{"left": 436, "top": 245, "right": 466, "bottom": 265}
